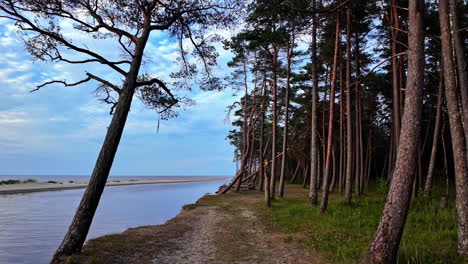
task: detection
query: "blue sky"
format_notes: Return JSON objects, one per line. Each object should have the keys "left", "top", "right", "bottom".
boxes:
{"left": 0, "top": 18, "right": 239, "bottom": 176}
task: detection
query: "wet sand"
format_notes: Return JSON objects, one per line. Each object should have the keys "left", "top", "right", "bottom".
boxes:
{"left": 0, "top": 177, "right": 227, "bottom": 195}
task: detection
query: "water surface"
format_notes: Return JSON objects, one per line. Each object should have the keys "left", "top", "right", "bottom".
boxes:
{"left": 0, "top": 179, "right": 226, "bottom": 264}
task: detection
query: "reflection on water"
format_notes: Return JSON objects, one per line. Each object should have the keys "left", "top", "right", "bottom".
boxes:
{"left": 0, "top": 180, "right": 225, "bottom": 264}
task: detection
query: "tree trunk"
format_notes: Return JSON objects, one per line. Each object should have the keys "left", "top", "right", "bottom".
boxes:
{"left": 339, "top": 41, "right": 345, "bottom": 194}
{"left": 365, "top": 132, "right": 372, "bottom": 187}
{"left": 279, "top": 37, "right": 294, "bottom": 198}
{"left": 387, "top": 129, "right": 395, "bottom": 183}
{"left": 264, "top": 162, "right": 271, "bottom": 208}
{"left": 449, "top": 0, "right": 468, "bottom": 157}
{"left": 270, "top": 46, "right": 279, "bottom": 199}
{"left": 358, "top": 87, "right": 364, "bottom": 195}
{"left": 329, "top": 145, "right": 337, "bottom": 192}
{"left": 303, "top": 165, "right": 309, "bottom": 188}
{"left": 320, "top": 14, "right": 340, "bottom": 213}
{"left": 439, "top": 0, "right": 468, "bottom": 256}
{"left": 424, "top": 73, "right": 444, "bottom": 198}
{"left": 291, "top": 162, "right": 300, "bottom": 184}
{"left": 236, "top": 61, "right": 251, "bottom": 192}
{"left": 354, "top": 33, "right": 362, "bottom": 197}
{"left": 259, "top": 75, "right": 267, "bottom": 192}
{"left": 389, "top": 0, "right": 401, "bottom": 159}
{"left": 52, "top": 35, "right": 149, "bottom": 262}
{"left": 368, "top": 1, "right": 424, "bottom": 262}
{"left": 344, "top": 6, "right": 354, "bottom": 204}
{"left": 309, "top": 0, "right": 319, "bottom": 205}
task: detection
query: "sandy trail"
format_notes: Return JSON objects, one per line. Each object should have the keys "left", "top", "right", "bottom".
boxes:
{"left": 67, "top": 191, "right": 328, "bottom": 264}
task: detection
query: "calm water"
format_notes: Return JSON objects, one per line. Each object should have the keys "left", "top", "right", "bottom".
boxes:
{"left": 0, "top": 179, "right": 227, "bottom": 264}
{"left": 0, "top": 175, "right": 220, "bottom": 182}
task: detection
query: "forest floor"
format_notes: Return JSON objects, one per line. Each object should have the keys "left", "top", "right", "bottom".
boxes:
{"left": 65, "top": 183, "right": 465, "bottom": 264}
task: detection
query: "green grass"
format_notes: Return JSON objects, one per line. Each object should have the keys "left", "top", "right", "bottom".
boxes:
{"left": 23, "top": 178, "right": 37, "bottom": 183}
{"left": 0, "top": 179, "right": 22, "bottom": 185}
{"left": 0, "top": 179, "right": 37, "bottom": 185}
{"left": 261, "top": 182, "right": 465, "bottom": 264}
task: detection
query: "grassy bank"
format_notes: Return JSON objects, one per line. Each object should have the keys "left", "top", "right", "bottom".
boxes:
{"left": 259, "top": 182, "right": 463, "bottom": 264}
{"left": 65, "top": 181, "right": 465, "bottom": 264}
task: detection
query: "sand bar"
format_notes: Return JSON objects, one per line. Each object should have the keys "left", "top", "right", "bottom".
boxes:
{"left": 0, "top": 177, "right": 228, "bottom": 195}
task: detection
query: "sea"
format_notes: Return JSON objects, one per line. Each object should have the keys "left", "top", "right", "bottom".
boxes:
{"left": 0, "top": 175, "right": 228, "bottom": 264}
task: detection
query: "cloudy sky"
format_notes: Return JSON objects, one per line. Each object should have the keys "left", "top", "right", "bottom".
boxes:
{"left": 0, "top": 17, "right": 239, "bottom": 176}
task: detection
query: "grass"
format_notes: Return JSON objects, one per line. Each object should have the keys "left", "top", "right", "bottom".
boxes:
{"left": 259, "top": 181, "right": 465, "bottom": 264}
{"left": 0, "top": 179, "right": 21, "bottom": 185}
{"left": 0, "top": 179, "right": 37, "bottom": 185}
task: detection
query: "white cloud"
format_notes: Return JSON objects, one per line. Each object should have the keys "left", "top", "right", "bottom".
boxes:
{"left": 0, "top": 14, "right": 237, "bottom": 175}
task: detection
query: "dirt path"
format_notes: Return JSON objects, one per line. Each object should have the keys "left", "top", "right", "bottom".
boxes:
{"left": 67, "top": 191, "right": 328, "bottom": 264}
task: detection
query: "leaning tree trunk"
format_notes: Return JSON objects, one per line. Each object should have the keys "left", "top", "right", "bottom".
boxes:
{"left": 344, "top": 6, "right": 353, "bottom": 204}
{"left": 439, "top": 0, "right": 468, "bottom": 256}
{"left": 320, "top": 14, "right": 340, "bottom": 213}
{"left": 368, "top": 0, "right": 424, "bottom": 262}
{"left": 279, "top": 38, "right": 294, "bottom": 198}
{"left": 52, "top": 36, "right": 149, "bottom": 263}
{"left": 424, "top": 72, "right": 444, "bottom": 198}
{"left": 309, "top": 0, "right": 319, "bottom": 205}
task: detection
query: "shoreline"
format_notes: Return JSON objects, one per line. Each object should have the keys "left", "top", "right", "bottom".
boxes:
{"left": 65, "top": 187, "right": 326, "bottom": 264}
{"left": 0, "top": 177, "right": 228, "bottom": 195}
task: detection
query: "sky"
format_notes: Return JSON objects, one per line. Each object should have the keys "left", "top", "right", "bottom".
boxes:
{"left": 0, "top": 17, "right": 240, "bottom": 176}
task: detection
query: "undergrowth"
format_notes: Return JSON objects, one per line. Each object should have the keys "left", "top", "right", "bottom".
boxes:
{"left": 261, "top": 182, "right": 465, "bottom": 264}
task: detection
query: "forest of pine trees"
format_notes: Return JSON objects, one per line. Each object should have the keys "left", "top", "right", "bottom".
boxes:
{"left": 1, "top": 0, "right": 467, "bottom": 262}
{"left": 223, "top": 0, "right": 468, "bottom": 262}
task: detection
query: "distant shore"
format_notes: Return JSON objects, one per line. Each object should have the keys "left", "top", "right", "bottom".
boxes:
{"left": 0, "top": 177, "right": 228, "bottom": 195}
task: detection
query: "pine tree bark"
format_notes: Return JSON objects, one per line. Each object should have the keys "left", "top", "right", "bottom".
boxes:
{"left": 309, "top": 0, "right": 319, "bottom": 205}
{"left": 339, "top": 51, "right": 345, "bottom": 194}
{"left": 389, "top": 0, "right": 402, "bottom": 157}
{"left": 259, "top": 75, "right": 267, "bottom": 192}
{"left": 368, "top": 0, "right": 424, "bottom": 262}
{"left": 449, "top": 0, "right": 468, "bottom": 155}
{"left": 320, "top": 14, "right": 340, "bottom": 213}
{"left": 354, "top": 33, "right": 362, "bottom": 196}
{"left": 439, "top": 0, "right": 468, "bottom": 256}
{"left": 424, "top": 73, "right": 444, "bottom": 198}
{"left": 270, "top": 46, "right": 279, "bottom": 198}
{"left": 52, "top": 32, "right": 150, "bottom": 262}
{"left": 236, "top": 61, "right": 250, "bottom": 192}
{"left": 344, "top": 6, "right": 354, "bottom": 204}
{"left": 329, "top": 145, "right": 337, "bottom": 192}
{"left": 264, "top": 162, "right": 271, "bottom": 208}
{"left": 279, "top": 37, "right": 294, "bottom": 198}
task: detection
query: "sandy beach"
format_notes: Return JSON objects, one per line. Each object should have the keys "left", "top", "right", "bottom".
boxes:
{"left": 0, "top": 177, "right": 227, "bottom": 195}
